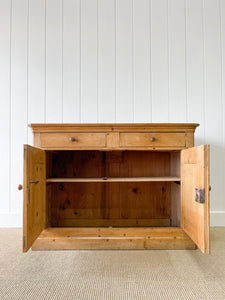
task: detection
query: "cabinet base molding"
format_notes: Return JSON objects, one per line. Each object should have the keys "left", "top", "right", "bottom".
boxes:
{"left": 32, "top": 227, "right": 196, "bottom": 250}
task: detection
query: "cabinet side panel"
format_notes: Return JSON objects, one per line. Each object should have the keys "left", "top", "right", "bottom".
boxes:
{"left": 46, "top": 184, "right": 53, "bottom": 228}
{"left": 170, "top": 152, "right": 181, "bottom": 226}
{"left": 171, "top": 182, "right": 180, "bottom": 226}
{"left": 170, "top": 152, "right": 180, "bottom": 177}
{"left": 185, "top": 132, "right": 194, "bottom": 148}
{"left": 33, "top": 133, "right": 41, "bottom": 148}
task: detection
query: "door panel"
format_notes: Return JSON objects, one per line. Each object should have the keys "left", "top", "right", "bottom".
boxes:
{"left": 23, "top": 145, "right": 46, "bottom": 252}
{"left": 181, "top": 145, "right": 210, "bottom": 254}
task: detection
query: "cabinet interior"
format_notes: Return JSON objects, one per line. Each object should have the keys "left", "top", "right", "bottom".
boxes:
{"left": 45, "top": 150, "right": 181, "bottom": 228}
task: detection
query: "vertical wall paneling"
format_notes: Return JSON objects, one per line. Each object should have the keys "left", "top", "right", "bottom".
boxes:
{"left": 98, "top": 0, "right": 116, "bottom": 122}
{"left": 116, "top": 0, "right": 133, "bottom": 122}
{"left": 133, "top": 0, "right": 151, "bottom": 122}
{"left": 46, "top": 0, "right": 63, "bottom": 122}
{"left": 0, "top": 0, "right": 11, "bottom": 211}
{"left": 10, "top": 0, "right": 28, "bottom": 211}
{"left": 27, "top": 0, "right": 45, "bottom": 144}
{"left": 185, "top": 0, "right": 205, "bottom": 144}
{"left": 0, "top": 0, "right": 225, "bottom": 226}
{"left": 221, "top": 0, "right": 225, "bottom": 206}
{"left": 62, "top": 0, "right": 81, "bottom": 123}
{"left": 204, "top": 0, "right": 223, "bottom": 211}
{"left": 168, "top": 0, "right": 186, "bottom": 122}
{"left": 81, "top": 0, "right": 98, "bottom": 122}
{"left": 151, "top": 0, "right": 169, "bottom": 122}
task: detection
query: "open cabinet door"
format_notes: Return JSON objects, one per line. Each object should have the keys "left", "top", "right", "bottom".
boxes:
{"left": 23, "top": 145, "right": 46, "bottom": 252}
{"left": 181, "top": 145, "right": 210, "bottom": 254}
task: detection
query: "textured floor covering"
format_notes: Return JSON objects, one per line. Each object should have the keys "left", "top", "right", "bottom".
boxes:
{"left": 0, "top": 228, "right": 225, "bottom": 300}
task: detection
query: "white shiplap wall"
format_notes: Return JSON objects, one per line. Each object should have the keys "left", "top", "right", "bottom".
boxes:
{"left": 0, "top": 0, "right": 224, "bottom": 227}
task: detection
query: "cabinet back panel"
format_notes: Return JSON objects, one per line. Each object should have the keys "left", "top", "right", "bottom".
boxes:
{"left": 49, "top": 182, "right": 171, "bottom": 227}
{"left": 47, "top": 151, "right": 104, "bottom": 178}
{"left": 47, "top": 150, "right": 174, "bottom": 178}
{"left": 170, "top": 152, "right": 180, "bottom": 177}
{"left": 106, "top": 151, "right": 171, "bottom": 177}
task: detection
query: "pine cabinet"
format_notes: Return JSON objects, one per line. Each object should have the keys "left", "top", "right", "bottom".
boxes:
{"left": 22, "top": 124, "right": 210, "bottom": 253}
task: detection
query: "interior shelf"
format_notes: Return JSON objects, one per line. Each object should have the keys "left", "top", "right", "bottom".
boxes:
{"left": 46, "top": 176, "right": 181, "bottom": 183}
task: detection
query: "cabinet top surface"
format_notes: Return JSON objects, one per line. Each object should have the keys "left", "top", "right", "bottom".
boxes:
{"left": 30, "top": 123, "right": 199, "bottom": 133}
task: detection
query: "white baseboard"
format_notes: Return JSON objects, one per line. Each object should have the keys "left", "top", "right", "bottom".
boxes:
{"left": 0, "top": 211, "right": 224, "bottom": 228}
{"left": 0, "top": 212, "right": 22, "bottom": 228}
{"left": 210, "top": 211, "right": 225, "bottom": 227}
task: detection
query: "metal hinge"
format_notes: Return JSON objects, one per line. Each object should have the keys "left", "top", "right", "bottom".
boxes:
{"left": 195, "top": 188, "right": 205, "bottom": 204}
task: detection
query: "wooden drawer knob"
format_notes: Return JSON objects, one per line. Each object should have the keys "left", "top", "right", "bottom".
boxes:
{"left": 18, "top": 184, "right": 23, "bottom": 190}
{"left": 70, "top": 137, "right": 77, "bottom": 142}
{"left": 150, "top": 137, "right": 156, "bottom": 142}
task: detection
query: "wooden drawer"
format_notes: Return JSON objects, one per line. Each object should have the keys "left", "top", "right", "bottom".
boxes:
{"left": 120, "top": 132, "right": 186, "bottom": 148}
{"left": 40, "top": 132, "right": 106, "bottom": 149}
